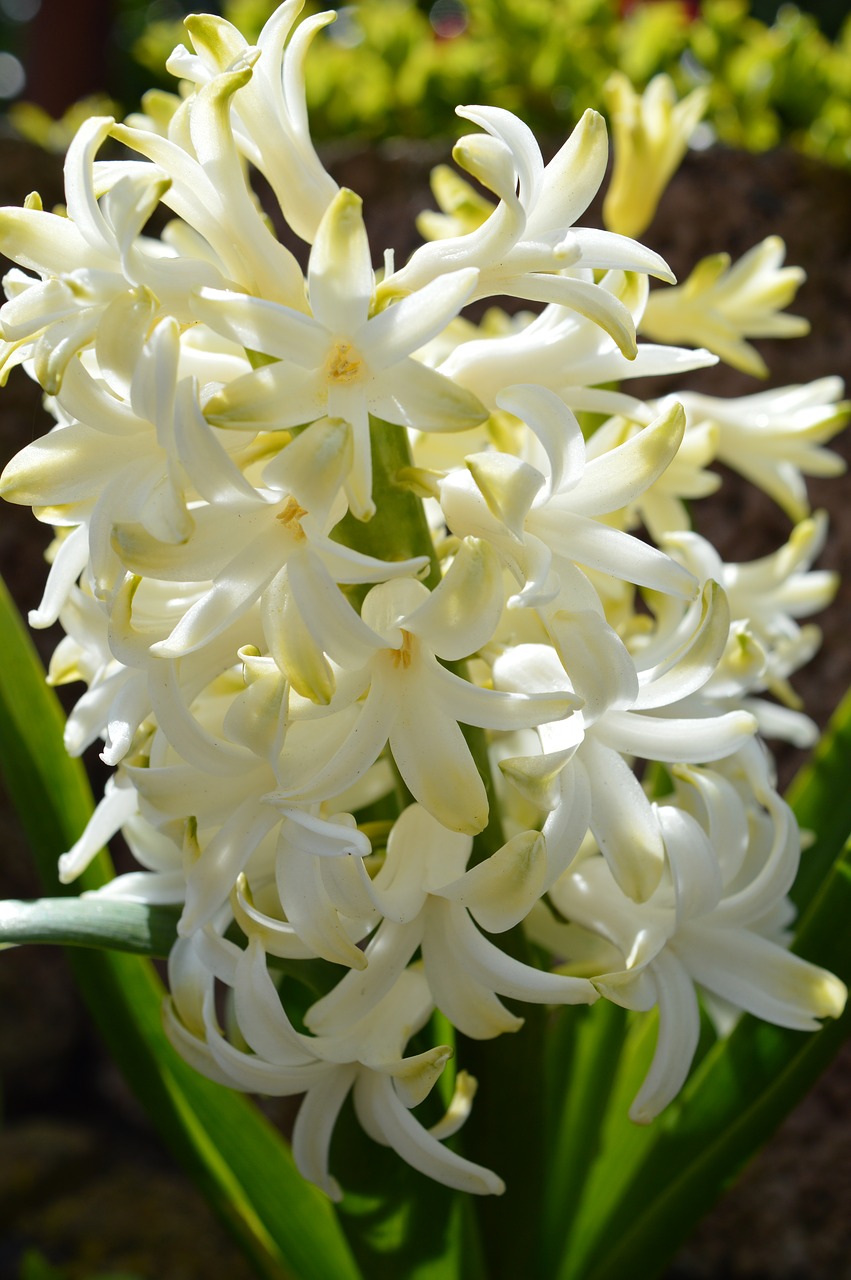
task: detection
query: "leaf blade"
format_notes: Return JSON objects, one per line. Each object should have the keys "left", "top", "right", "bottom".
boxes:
{"left": 0, "top": 896, "right": 180, "bottom": 955}
{"left": 786, "top": 684, "right": 851, "bottom": 912}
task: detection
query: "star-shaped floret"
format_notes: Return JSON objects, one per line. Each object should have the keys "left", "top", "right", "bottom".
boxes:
{"left": 194, "top": 187, "right": 488, "bottom": 519}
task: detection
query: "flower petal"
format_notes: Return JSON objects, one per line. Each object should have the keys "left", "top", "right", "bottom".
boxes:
{"left": 192, "top": 287, "right": 327, "bottom": 366}
{"left": 582, "top": 737, "right": 666, "bottom": 901}
{"left": 353, "top": 1071, "right": 505, "bottom": 1195}
{"left": 681, "top": 924, "right": 846, "bottom": 1030}
{"left": 627, "top": 950, "right": 701, "bottom": 1122}
{"left": 373, "top": 357, "right": 488, "bottom": 433}
{"left": 308, "top": 188, "right": 373, "bottom": 334}
{"left": 389, "top": 682, "right": 489, "bottom": 835}
{"left": 364, "top": 268, "right": 479, "bottom": 371}
{"left": 403, "top": 537, "right": 504, "bottom": 660}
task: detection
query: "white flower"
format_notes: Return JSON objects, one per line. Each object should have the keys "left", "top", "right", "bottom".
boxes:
{"left": 546, "top": 747, "right": 846, "bottom": 1121}
{"left": 439, "top": 385, "right": 699, "bottom": 608}
{"left": 0, "top": 0, "right": 845, "bottom": 1202}
{"left": 494, "top": 580, "right": 756, "bottom": 903}
{"left": 110, "top": 62, "right": 308, "bottom": 307}
{"left": 305, "top": 803, "right": 597, "bottom": 1041}
{"left": 583, "top": 410, "right": 721, "bottom": 542}
{"left": 602, "top": 72, "right": 710, "bottom": 239}
{"left": 111, "top": 416, "right": 429, "bottom": 662}
{"left": 165, "top": 932, "right": 504, "bottom": 1197}
{"left": 385, "top": 106, "right": 675, "bottom": 354}
{"left": 269, "top": 571, "right": 580, "bottom": 835}
{"left": 1, "top": 319, "right": 256, "bottom": 609}
{"left": 165, "top": 3, "right": 340, "bottom": 242}
{"left": 674, "top": 378, "right": 849, "bottom": 520}
{"left": 663, "top": 514, "right": 839, "bottom": 745}
{"left": 0, "top": 106, "right": 272, "bottom": 391}
{"left": 438, "top": 270, "right": 716, "bottom": 414}
{"left": 640, "top": 238, "right": 809, "bottom": 377}
{"left": 195, "top": 187, "right": 487, "bottom": 518}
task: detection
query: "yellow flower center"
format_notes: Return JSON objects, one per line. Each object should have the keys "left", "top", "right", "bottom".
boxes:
{"left": 326, "top": 341, "right": 363, "bottom": 383}
{"left": 277, "top": 495, "right": 308, "bottom": 541}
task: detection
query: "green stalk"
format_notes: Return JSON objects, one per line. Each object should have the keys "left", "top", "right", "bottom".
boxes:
{"left": 332, "top": 416, "right": 442, "bottom": 597}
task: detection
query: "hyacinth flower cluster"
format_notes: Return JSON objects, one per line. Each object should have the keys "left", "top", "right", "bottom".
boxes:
{"left": 0, "top": 1, "right": 847, "bottom": 1201}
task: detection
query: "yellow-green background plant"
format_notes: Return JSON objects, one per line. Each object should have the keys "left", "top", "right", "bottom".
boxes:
{"left": 112, "top": 0, "right": 851, "bottom": 165}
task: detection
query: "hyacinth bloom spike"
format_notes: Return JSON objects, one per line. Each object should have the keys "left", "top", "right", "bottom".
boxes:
{"left": 0, "top": 0, "right": 845, "bottom": 1206}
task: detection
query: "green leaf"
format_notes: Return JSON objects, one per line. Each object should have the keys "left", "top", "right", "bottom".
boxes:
{"left": 786, "top": 683, "right": 851, "bottom": 913}
{"left": 0, "top": 575, "right": 361, "bottom": 1280}
{"left": 541, "top": 1001, "right": 628, "bottom": 1275}
{"left": 0, "top": 897, "right": 180, "bottom": 955}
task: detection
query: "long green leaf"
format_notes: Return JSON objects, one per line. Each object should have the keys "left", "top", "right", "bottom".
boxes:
{"left": 0, "top": 575, "right": 361, "bottom": 1280}
{"left": 786, "top": 684, "right": 851, "bottom": 912}
{"left": 541, "top": 1002, "right": 628, "bottom": 1275}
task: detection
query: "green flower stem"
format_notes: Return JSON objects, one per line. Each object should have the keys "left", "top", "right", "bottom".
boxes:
{"left": 332, "top": 416, "right": 443, "bottom": 597}
{"left": 0, "top": 897, "right": 181, "bottom": 955}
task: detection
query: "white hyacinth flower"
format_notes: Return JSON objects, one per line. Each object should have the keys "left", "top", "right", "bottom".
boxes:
{"left": 674, "top": 379, "right": 849, "bottom": 520}
{"left": 195, "top": 187, "right": 487, "bottom": 519}
{"left": 0, "top": 0, "right": 844, "bottom": 1202}
{"left": 640, "top": 237, "right": 810, "bottom": 377}
{"left": 545, "top": 747, "right": 846, "bottom": 1122}
{"left": 602, "top": 72, "right": 710, "bottom": 239}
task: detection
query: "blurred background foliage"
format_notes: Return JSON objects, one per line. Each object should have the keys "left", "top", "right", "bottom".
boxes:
{"left": 1, "top": 0, "right": 851, "bottom": 165}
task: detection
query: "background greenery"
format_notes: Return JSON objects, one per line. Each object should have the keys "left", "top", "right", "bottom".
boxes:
{"left": 3, "top": 1, "right": 851, "bottom": 172}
